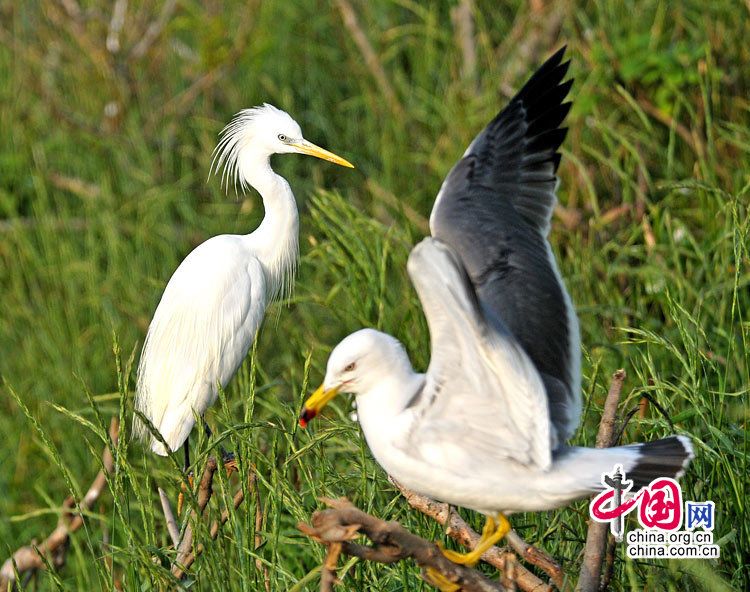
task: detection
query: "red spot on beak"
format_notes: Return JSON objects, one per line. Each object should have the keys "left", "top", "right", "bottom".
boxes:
{"left": 299, "top": 407, "right": 317, "bottom": 428}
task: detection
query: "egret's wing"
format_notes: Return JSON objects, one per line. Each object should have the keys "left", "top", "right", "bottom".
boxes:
{"left": 400, "top": 238, "right": 551, "bottom": 472}
{"left": 134, "top": 235, "right": 267, "bottom": 453}
{"left": 428, "top": 47, "right": 580, "bottom": 445}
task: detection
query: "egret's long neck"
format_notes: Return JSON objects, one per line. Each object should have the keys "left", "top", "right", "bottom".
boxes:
{"left": 240, "top": 150, "right": 299, "bottom": 300}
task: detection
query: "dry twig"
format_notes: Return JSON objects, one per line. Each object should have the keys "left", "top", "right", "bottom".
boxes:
{"left": 299, "top": 498, "right": 507, "bottom": 592}
{"left": 576, "top": 369, "right": 626, "bottom": 592}
{"left": 0, "top": 418, "right": 119, "bottom": 587}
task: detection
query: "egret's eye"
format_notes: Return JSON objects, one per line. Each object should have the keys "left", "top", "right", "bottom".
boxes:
{"left": 344, "top": 362, "right": 356, "bottom": 372}
{"left": 278, "top": 134, "right": 288, "bottom": 142}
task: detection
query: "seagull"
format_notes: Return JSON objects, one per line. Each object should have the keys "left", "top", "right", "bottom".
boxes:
{"left": 299, "top": 48, "right": 693, "bottom": 580}
{"left": 134, "top": 104, "right": 353, "bottom": 468}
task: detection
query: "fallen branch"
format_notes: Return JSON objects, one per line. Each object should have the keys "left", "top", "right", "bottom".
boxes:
{"left": 392, "top": 479, "right": 558, "bottom": 591}
{"left": 576, "top": 369, "right": 626, "bottom": 592}
{"left": 0, "top": 418, "right": 119, "bottom": 587}
{"left": 299, "top": 497, "right": 507, "bottom": 592}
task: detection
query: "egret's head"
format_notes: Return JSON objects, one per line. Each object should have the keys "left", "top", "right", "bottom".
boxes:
{"left": 299, "top": 329, "right": 409, "bottom": 427}
{"left": 211, "top": 103, "right": 353, "bottom": 192}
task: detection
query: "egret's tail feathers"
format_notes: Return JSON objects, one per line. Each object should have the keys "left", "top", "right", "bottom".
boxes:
{"left": 626, "top": 435, "right": 694, "bottom": 489}
{"left": 132, "top": 413, "right": 169, "bottom": 456}
{"left": 150, "top": 441, "right": 170, "bottom": 457}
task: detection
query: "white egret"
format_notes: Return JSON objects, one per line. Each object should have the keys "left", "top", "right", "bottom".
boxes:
{"left": 134, "top": 103, "right": 353, "bottom": 466}
{"left": 300, "top": 48, "right": 693, "bottom": 586}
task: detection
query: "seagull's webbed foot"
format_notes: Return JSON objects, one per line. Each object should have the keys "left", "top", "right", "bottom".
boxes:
{"left": 440, "top": 513, "right": 510, "bottom": 567}
{"left": 424, "top": 567, "right": 461, "bottom": 592}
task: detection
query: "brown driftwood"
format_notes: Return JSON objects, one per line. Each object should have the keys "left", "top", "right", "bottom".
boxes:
{"left": 392, "top": 479, "right": 559, "bottom": 591}
{"left": 576, "top": 369, "right": 626, "bottom": 592}
{"left": 0, "top": 418, "right": 119, "bottom": 587}
{"left": 299, "top": 497, "right": 508, "bottom": 592}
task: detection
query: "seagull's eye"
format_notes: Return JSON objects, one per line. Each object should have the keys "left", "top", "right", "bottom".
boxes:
{"left": 278, "top": 134, "right": 287, "bottom": 142}
{"left": 344, "top": 362, "right": 356, "bottom": 372}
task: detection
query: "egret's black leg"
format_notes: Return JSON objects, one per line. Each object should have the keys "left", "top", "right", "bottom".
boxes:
{"left": 178, "top": 436, "right": 193, "bottom": 516}
{"left": 203, "top": 421, "right": 213, "bottom": 440}
{"left": 183, "top": 438, "right": 191, "bottom": 473}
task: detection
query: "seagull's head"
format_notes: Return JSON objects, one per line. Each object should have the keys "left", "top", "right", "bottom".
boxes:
{"left": 211, "top": 103, "right": 353, "bottom": 192}
{"left": 299, "top": 329, "right": 408, "bottom": 427}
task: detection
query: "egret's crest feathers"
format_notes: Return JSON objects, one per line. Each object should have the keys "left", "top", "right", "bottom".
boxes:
{"left": 210, "top": 103, "right": 301, "bottom": 194}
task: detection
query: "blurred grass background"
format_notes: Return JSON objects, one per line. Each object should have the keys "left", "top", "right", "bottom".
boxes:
{"left": 0, "top": 0, "right": 748, "bottom": 590}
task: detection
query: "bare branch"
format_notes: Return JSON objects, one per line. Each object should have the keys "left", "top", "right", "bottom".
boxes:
{"left": 333, "top": 0, "right": 404, "bottom": 117}
{"left": 158, "top": 487, "right": 180, "bottom": 548}
{"left": 392, "top": 479, "right": 557, "bottom": 591}
{"left": 254, "top": 482, "right": 271, "bottom": 592}
{"left": 299, "top": 498, "right": 506, "bottom": 592}
{"left": 106, "top": 0, "right": 128, "bottom": 54}
{"left": 0, "top": 418, "right": 120, "bottom": 587}
{"left": 451, "top": 0, "right": 477, "bottom": 86}
{"left": 577, "top": 369, "right": 626, "bottom": 592}
{"left": 129, "top": 0, "right": 178, "bottom": 60}
{"left": 57, "top": 0, "right": 82, "bottom": 21}
{"left": 595, "top": 370, "right": 626, "bottom": 448}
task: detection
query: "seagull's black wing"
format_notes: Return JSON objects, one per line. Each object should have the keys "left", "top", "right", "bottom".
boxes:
{"left": 428, "top": 47, "right": 580, "bottom": 446}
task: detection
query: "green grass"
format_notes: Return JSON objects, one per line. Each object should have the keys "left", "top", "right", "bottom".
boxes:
{"left": 1, "top": 1, "right": 748, "bottom": 590}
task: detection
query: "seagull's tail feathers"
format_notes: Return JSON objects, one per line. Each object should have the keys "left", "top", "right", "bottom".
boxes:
{"left": 550, "top": 436, "right": 694, "bottom": 498}
{"left": 621, "top": 435, "right": 695, "bottom": 489}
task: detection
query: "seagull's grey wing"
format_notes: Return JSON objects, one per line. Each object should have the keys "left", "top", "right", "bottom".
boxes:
{"left": 428, "top": 46, "right": 581, "bottom": 445}
{"left": 401, "top": 238, "right": 551, "bottom": 472}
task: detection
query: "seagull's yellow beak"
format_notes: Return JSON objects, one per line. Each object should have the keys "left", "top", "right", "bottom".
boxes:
{"left": 299, "top": 383, "right": 341, "bottom": 428}
{"left": 293, "top": 139, "right": 354, "bottom": 168}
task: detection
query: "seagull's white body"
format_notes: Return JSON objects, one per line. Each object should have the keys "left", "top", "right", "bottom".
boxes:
{"left": 134, "top": 104, "right": 352, "bottom": 456}
{"left": 329, "top": 329, "right": 692, "bottom": 516}
{"left": 303, "top": 49, "right": 693, "bottom": 517}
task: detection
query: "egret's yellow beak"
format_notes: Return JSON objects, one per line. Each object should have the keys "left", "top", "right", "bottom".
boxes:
{"left": 294, "top": 139, "right": 354, "bottom": 168}
{"left": 299, "top": 383, "right": 341, "bottom": 428}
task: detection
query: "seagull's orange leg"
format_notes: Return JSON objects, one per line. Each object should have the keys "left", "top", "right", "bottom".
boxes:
{"left": 440, "top": 513, "right": 510, "bottom": 567}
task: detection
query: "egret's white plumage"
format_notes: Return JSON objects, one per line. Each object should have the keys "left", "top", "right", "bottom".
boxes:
{"left": 134, "top": 103, "right": 352, "bottom": 456}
